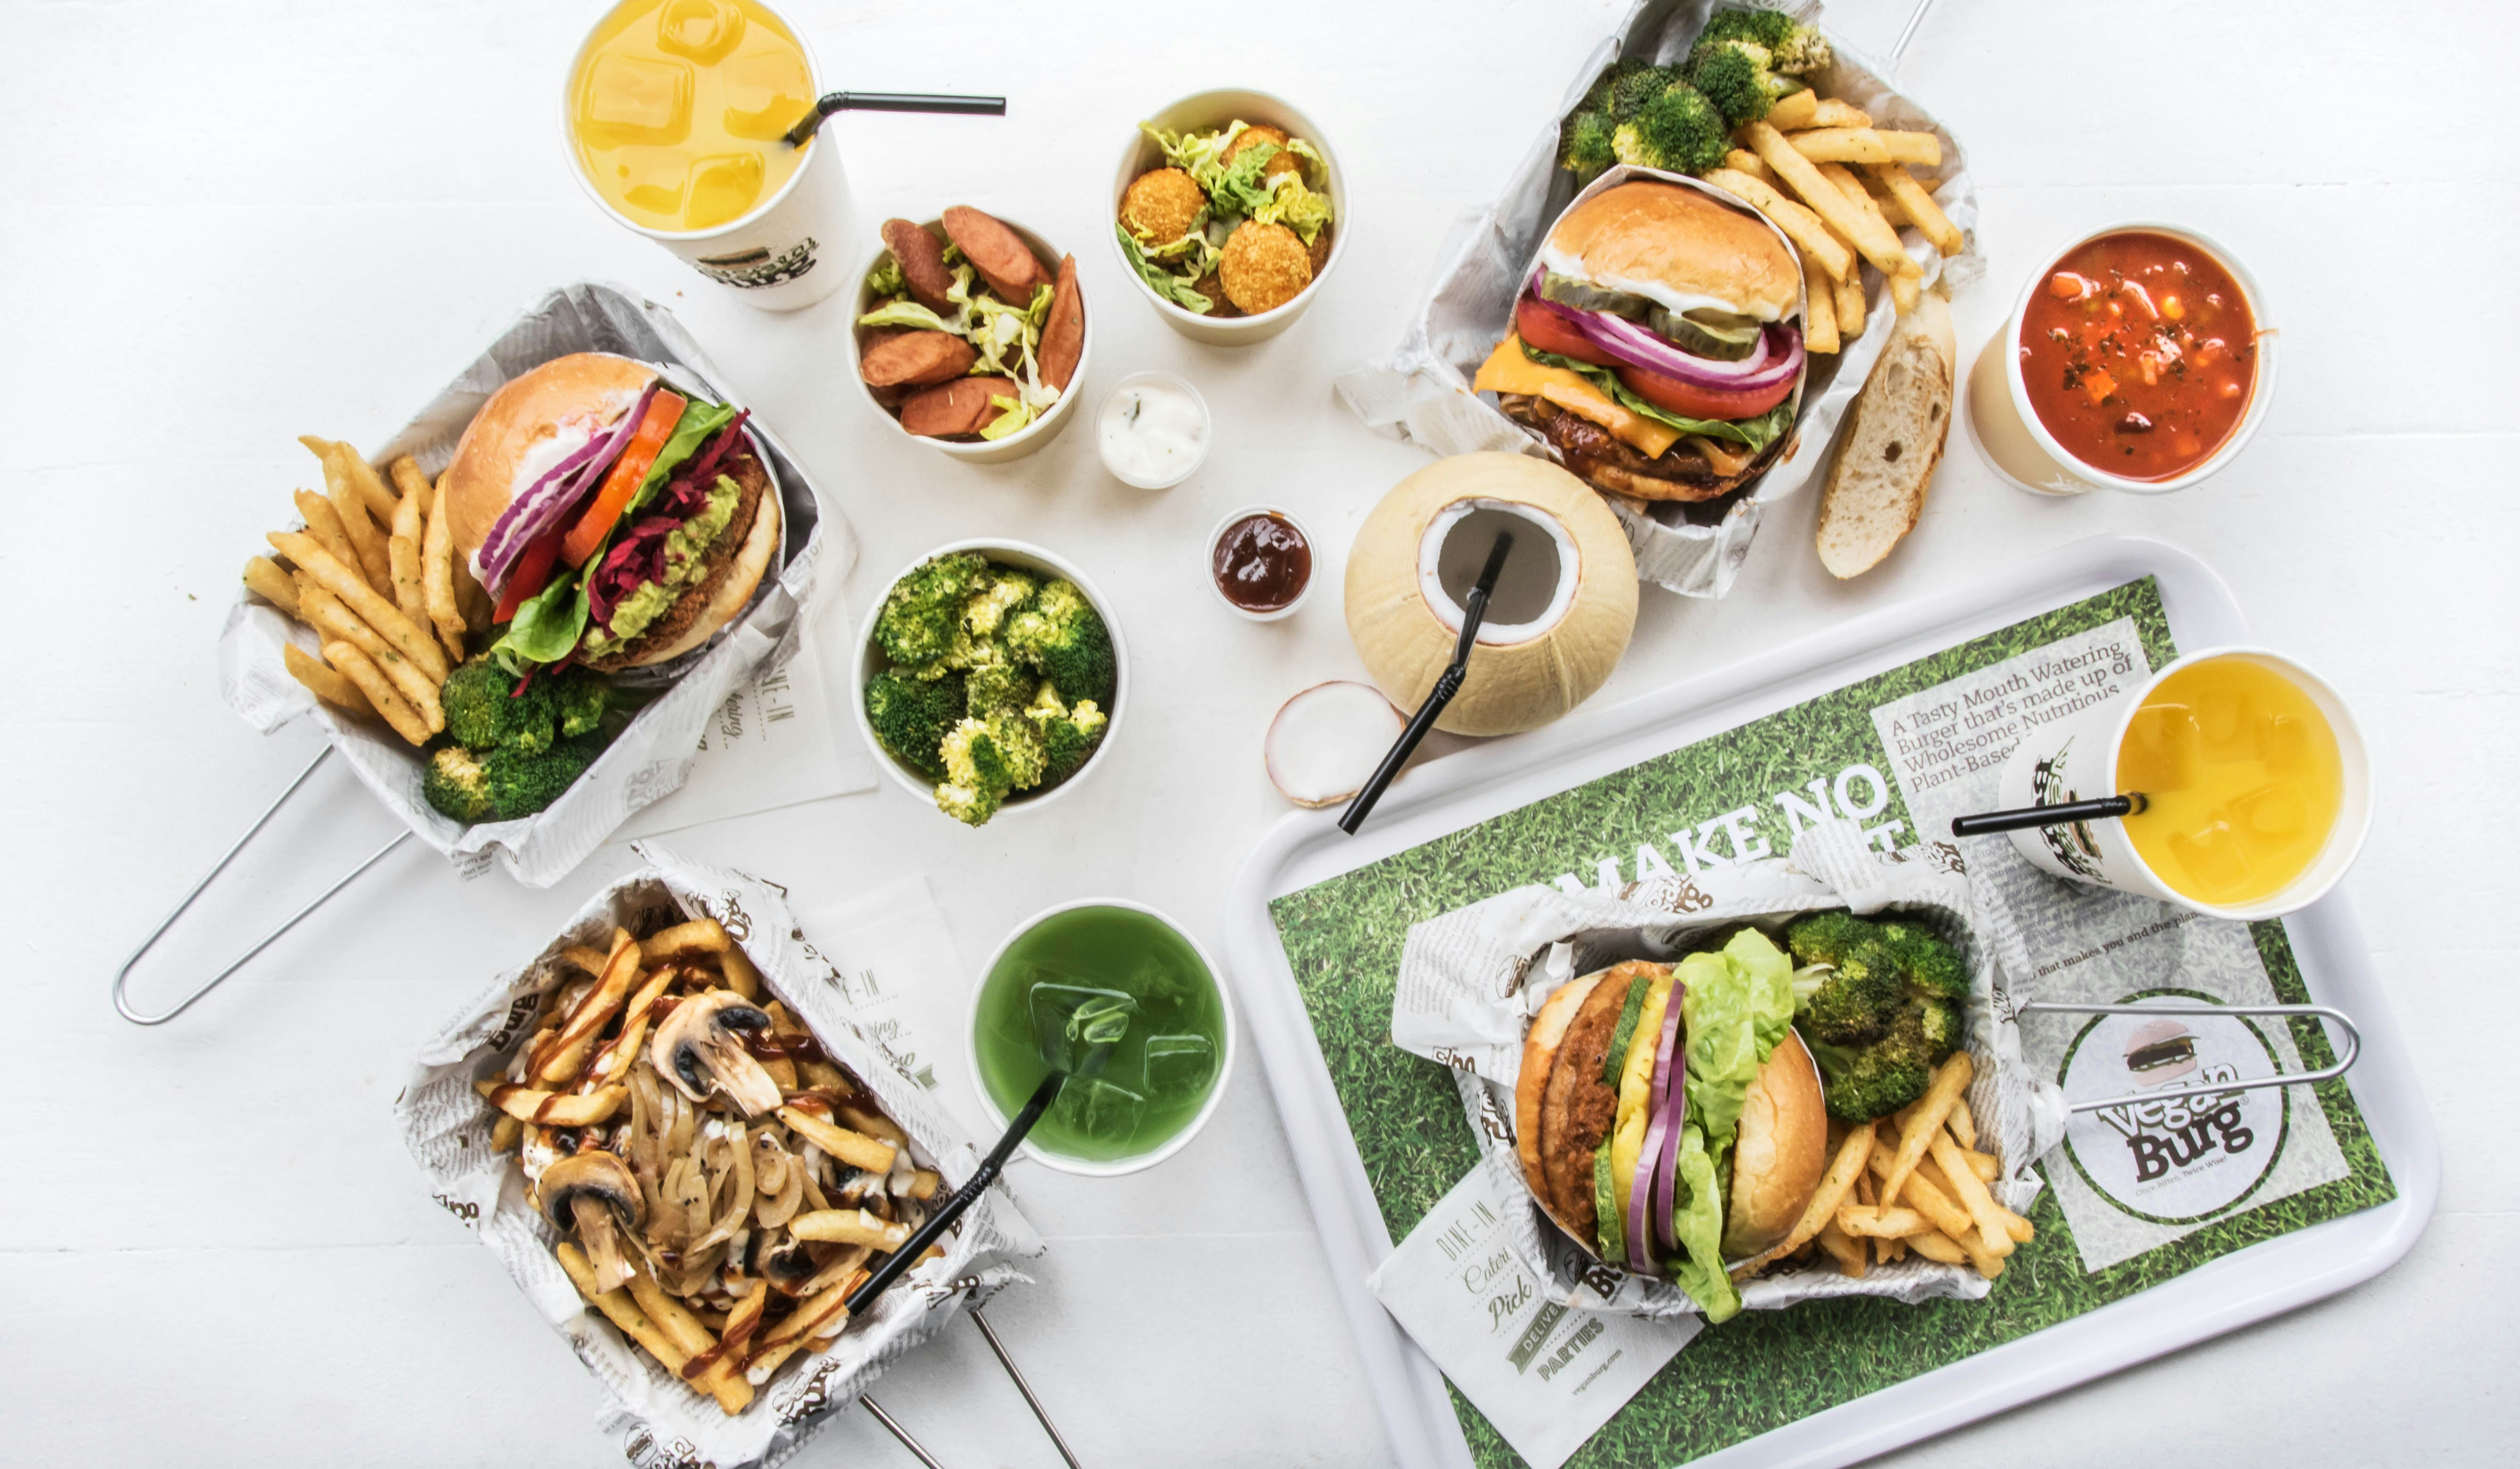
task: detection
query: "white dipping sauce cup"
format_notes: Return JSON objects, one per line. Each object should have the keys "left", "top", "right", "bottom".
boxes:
{"left": 1097, "top": 370, "right": 1211, "bottom": 489}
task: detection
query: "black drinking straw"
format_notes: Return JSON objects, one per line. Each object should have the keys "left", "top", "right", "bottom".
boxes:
{"left": 783, "top": 91, "right": 1007, "bottom": 147}
{"left": 1338, "top": 530, "right": 1515, "bottom": 836}
{"left": 1950, "top": 792, "right": 2146, "bottom": 837}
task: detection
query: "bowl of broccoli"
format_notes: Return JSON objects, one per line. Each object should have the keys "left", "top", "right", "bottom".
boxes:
{"left": 853, "top": 540, "right": 1127, "bottom": 827}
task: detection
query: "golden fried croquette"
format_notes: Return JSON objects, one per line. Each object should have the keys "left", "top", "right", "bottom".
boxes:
{"left": 1120, "top": 167, "right": 1208, "bottom": 244}
{"left": 1224, "top": 124, "right": 1301, "bottom": 182}
{"left": 1218, "top": 220, "right": 1312, "bottom": 314}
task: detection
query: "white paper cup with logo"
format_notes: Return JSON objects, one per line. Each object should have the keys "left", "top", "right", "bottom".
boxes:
{"left": 1964, "top": 223, "right": 2277, "bottom": 496}
{"left": 1992, "top": 647, "right": 2370, "bottom": 921}
{"left": 561, "top": 0, "right": 851, "bottom": 312}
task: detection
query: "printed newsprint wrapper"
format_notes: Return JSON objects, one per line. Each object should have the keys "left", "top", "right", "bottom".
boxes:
{"left": 1332, "top": 0, "right": 1981, "bottom": 598}
{"left": 1869, "top": 618, "right": 2353, "bottom": 1271}
{"left": 217, "top": 281, "right": 855, "bottom": 888}
{"left": 395, "top": 846, "right": 1037, "bottom": 1469}
{"left": 1387, "top": 821, "right": 2043, "bottom": 1320}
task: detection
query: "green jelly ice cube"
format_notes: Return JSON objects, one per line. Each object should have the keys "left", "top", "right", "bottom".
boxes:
{"left": 1029, "top": 982, "right": 1136, "bottom": 1075}
{"left": 1049, "top": 1077, "right": 1145, "bottom": 1143}
{"left": 1142, "top": 1034, "right": 1216, "bottom": 1099}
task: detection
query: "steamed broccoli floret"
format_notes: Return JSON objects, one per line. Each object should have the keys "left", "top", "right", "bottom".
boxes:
{"left": 980, "top": 709, "right": 1047, "bottom": 790}
{"left": 875, "top": 552, "right": 991, "bottom": 668}
{"left": 1582, "top": 57, "right": 1653, "bottom": 115}
{"left": 1698, "top": 8, "right": 1833, "bottom": 74}
{"left": 965, "top": 660, "right": 1034, "bottom": 719}
{"left": 1003, "top": 579, "right": 1117, "bottom": 705}
{"left": 1611, "top": 83, "right": 1730, "bottom": 176}
{"left": 1786, "top": 911, "right": 1969, "bottom": 1121}
{"left": 865, "top": 669, "right": 964, "bottom": 780}
{"left": 934, "top": 714, "right": 1040, "bottom": 827}
{"left": 1606, "top": 61, "right": 1677, "bottom": 121}
{"left": 483, "top": 734, "right": 605, "bottom": 820}
{"left": 441, "top": 658, "right": 610, "bottom": 755}
{"left": 962, "top": 568, "right": 1041, "bottom": 638}
{"left": 1558, "top": 108, "right": 1617, "bottom": 180}
{"left": 1688, "top": 39, "right": 1800, "bottom": 126}
{"left": 422, "top": 746, "right": 493, "bottom": 822}
{"left": 1025, "top": 683, "right": 1109, "bottom": 788}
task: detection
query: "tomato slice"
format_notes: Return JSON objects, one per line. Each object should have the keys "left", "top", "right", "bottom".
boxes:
{"left": 492, "top": 530, "right": 565, "bottom": 622}
{"left": 1514, "top": 295, "right": 1622, "bottom": 366}
{"left": 561, "top": 389, "right": 687, "bottom": 567}
{"left": 1615, "top": 362, "right": 1795, "bottom": 422}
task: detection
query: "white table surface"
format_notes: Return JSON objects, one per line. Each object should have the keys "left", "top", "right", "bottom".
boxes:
{"left": 7, "top": 0, "right": 2515, "bottom": 1464}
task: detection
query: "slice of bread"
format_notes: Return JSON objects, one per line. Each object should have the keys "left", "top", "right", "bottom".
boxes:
{"left": 1817, "top": 291, "right": 1957, "bottom": 578}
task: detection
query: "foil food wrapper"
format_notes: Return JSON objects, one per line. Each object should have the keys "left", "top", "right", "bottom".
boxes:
{"left": 395, "top": 845, "right": 1040, "bottom": 1469}
{"left": 217, "top": 281, "right": 852, "bottom": 887}
{"left": 1332, "top": 0, "right": 1981, "bottom": 598}
{"left": 1387, "top": 822, "right": 2046, "bottom": 1319}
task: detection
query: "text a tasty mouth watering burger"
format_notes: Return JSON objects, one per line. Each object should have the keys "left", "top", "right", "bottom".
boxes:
{"left": 1516, "top": 930, "right": 1828, "bottom": 1323}
{"left": 1472, "top": 180, "right": 1806, "bottom": 504}
{"left": 441, "top": 351, "right": 780, "bottom": 679}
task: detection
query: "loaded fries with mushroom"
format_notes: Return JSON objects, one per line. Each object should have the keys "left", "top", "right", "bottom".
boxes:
{"left": 478, "top": 915, "right": 943, "bottom": 1416}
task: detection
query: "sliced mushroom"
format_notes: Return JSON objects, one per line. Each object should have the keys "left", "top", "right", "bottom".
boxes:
{"left": 649, "top": 990, "right": 782, "bottom": 1117}
{"left": 539, "top": 1150, "right": 644, "bottom": 1294}
{"left": 755, "top": 1229, "right": 818, "bottom": 1296}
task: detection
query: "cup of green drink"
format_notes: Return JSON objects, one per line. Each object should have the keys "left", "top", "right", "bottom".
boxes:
{"left": 966, "top": 899, "right": 1235, "bottom": 1176}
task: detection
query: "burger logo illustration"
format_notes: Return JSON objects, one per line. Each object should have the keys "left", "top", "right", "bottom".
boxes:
{"left": 2059, "top": 998, "right": 2285, "bottom": 1224}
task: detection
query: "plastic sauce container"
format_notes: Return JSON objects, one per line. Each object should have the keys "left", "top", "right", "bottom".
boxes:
{"left": 1207, "top": 506, "right": 1312, "bottom": 621}
{"left": 1097, "top": 371, "right": 1211, "bottom": 488}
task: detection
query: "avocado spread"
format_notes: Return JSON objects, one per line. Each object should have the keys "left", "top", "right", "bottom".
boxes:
{"left": 582, "top": 475, "right": 741, "bottom": 655}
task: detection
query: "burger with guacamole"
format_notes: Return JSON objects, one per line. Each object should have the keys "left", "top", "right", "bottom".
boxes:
{"left": 1515, "top": 929, "right": 1827, "bottom": 1322}
{"left": 440, "top": 351, "right": 780, "bottom": 676}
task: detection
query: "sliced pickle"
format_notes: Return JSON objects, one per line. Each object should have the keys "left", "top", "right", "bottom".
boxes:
{"left": 1648, "top": 306, "right": 1762, "bottom": 361}
{"left": 1539, "top": 271, "right": 1652, "bottom": 319}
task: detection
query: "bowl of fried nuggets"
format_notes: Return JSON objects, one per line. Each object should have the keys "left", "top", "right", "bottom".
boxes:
{"left": 476, "top": 910, "right": 952, "bottom": 1417}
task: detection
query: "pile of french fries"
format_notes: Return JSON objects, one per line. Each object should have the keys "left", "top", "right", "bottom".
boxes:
{"left": 239, "top": 437, "right": 494, "bottom": 745}
{"left": 1697, "top": 89, "right": 1965, "bottom": 356}
{"left": 479, "top": 916, "right": 942, "bottom": 1415}
{"left": 1735, "top": 1052, "right": 2034, "bottom": 1283}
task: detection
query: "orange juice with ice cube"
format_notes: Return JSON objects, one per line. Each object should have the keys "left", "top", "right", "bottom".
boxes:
{"left": 568, "top": 0, "right": 814, "bottom": 233}
{"left": 2116, "top": 657, "right": 2344, "bottom": 907}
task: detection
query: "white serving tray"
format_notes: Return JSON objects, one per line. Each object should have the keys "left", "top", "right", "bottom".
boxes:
{"left": 1223, "top": 535, "right": 2438, "bottom": 1469}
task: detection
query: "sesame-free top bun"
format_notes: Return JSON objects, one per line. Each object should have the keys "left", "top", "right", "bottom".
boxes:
{"left": 1720, "top": 1029, "right": 1829, "bottom": 1260}
{"left": 1516, "top": 971, "right": 1606, "bottom": 1225}
{"left": 441, "top": 352, "right": 658, "bottom": 566}
{"left": 1548, "top": 182, "right": 1799, "bottom": 322}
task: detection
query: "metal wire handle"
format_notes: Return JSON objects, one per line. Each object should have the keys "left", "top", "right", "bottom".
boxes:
{"left": 112, "top": 746, "right": 412, "bottom": 1025}
{"left": 2019, "top": 999, "right": 2361, "bottom": 1114}
{"left": 846, "top": 1310, "right": 1083, "bottom": 1468}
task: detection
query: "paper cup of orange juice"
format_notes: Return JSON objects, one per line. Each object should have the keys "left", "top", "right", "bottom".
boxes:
{"left": 1994, "top": 647, "right": 2371, "bottom": 920}
{"left": 563, "top": 0, "right": 850, "bottom": 311}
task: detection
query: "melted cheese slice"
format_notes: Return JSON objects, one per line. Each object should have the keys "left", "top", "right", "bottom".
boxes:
{"left": 1471, "top": 335, "right": 1684, "bottom": 459}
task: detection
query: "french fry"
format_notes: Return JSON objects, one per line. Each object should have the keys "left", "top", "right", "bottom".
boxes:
{"left": 561, "top": 1245, "right": 691, "bottom": 1368}
{"left": 1835, "top": 267, "right": 1868, "bottom": 341}
{"left": 789, "top": 1207, "right": 913, "bottom": 1254}
{"left": 387, "top": 454, "right": 434, "bottom": 515}
{"left": 742, "top": 1278, "right": 851, "bottom": 1383}
{"left": 1929, "top": 1130, "right": 2018, "bottom": 1259}
{"left": 590, "top": 966, "right": 679, "bottom": 1088}
{"left": 536, "top": 940, "right": 642, "bottom": 1085}
{"left": 283, "top": 643, "right": 373, "bottom": 716}
{"left": 268, "top": 530, "right": 449, "bottom": 681}
{"left": 626, "top": 1258, "right": 751, "bottom": 1413}
{"left": 778, "top": 1106, "right": 898, "bottom": 1174}
{"left": 1836, "top": 1204, "right": 1930, "bottom": 1238}
{"left": 1804, "top": 98, "right": 1872, "bottom": 130}
{"left": 300, "top": 588, "right": 441, "bottom": 730}
{"left": 1818, "top": 160, "right": 1899, "bottom": 255}
{"left": 798, "top": 1057, "right": 850, "bottom": 1095}
{"left": 1858, "top": 173, "right": 1911, "bottom": 227}
{"left": 1701, "top": 168, "right": 1853, "bottom": 281}
{"left": 1960, "top": 1147, "right": 1999, "bottom": 1183}
{"left": 719, "top": 941, "right": 765, "bottom": 1001}
{"left": 1891, "top": 272, "right": 1921, "bottom": 314}
{"left": 1877, "top": 1052, "right": 1973, "bottom": 1206}
{"left": 1786, "top": 126, "right": 1942, "bottom": 169}
{"left": 906, "top": 1169, "right": 940, "bottom": 1201}
{"left": 1735, "top": 1121, "right": 1875, "bottom": 1280}
{"left": 1801, "top": 250, "right": 1839, "bottom": 354}
{"left": 453, "top": 527, "right": 494, "bottom": 632}
{"left": 561, "top": 944, "right": 614, "bottom": 976}
{"left": 1868, "top": 163, "right": 1963, "bottom": 257}
{"left": 1764, "top": 89, "right": 1820, "bottom": 132}
{"left": 835, "top": 1102, "right": 906, "bottom": 1147}
{"left": 302, "top": 436, "right": 401, "bottom": 521}
{"left": 420, "top": 482, "right": 464, "bottom": 661}
{"left": 1817, "top": 1220, "right": 1867, "bottom": 1277}
{"left": 1904, "top": 1229, "right": 1974, "bottom": 1268}
{"left": 243, "top": 556, "right": 301, "bottom": 617}
{"left": 1746, "top": 122, "right": 1918, "bottom": 281}
{"left": 388, "top": 476, "right": 429, "bottom": 628}
{"left": 323, "top": 641, "right": 430, "bottom": 744}
{"left": 490, "top": 1114, "right": 522, "bottom": 1153}
{"left": 292, "top": 490, "right": 366, "bottom": 590}
{"left": 1722, "top": 148, "right": 1773, "bottom": 184}
{"left": 643, "top": 919, "right": 733, "bottom": 963}
{"left": 473, "top": 1078, "right": 626, "bottom": 1127}
{"left": 322, "top": 460, "right": 395, "bottom": 595}
{"left": 1946, "top": 1094, "right": 1977, "bottom": 1151}
{"left": 1877, "top": 1142, "right": 1975, "bottom": 1242}
{"left": 1879, "top": 1234, "right": 1906, "bottom": 1264}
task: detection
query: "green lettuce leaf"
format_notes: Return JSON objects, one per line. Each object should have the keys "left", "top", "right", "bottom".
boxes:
{"left": 864, "top": 255, "right": 905, "bottom": 297}
{"left": 1115, "top": 222, "right": 1214, "bottom": 314}
{"left": 979, "top": 395, "right": 1036, "bottom": 441}
{"left": 1520, "top": 344, "right": 1798, "bottom": 451}
{"left": 1679, "top": 929, "right": 1797, "bottom": 1157}
{"left": 1139, "top": 119, "right": 1247, "bottom": 190}
{"left": 490, "top": 569, "right": 588, "bottom": 674}
{"left": 624, "top": 398, "right": 741, "bottom": 521}
{"left": 858, "top": 299, "right": 957, "bottom": 333}
{"left": 1664, "top": 1125, "right": 1739, "bottom": 1321}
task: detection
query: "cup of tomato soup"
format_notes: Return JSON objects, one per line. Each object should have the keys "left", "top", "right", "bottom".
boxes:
{"left": 1966, "top": 225, "right": 2275, "bottom": 495}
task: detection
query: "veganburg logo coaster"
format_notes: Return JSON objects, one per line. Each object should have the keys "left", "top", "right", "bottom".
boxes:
{"left": 2058, "top": 991, "right": 2286, "bottom": 1225}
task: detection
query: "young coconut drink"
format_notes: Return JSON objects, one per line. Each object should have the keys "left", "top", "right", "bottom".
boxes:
{"left": 1344, "top": 453, "right": 1638, "bottom": 736}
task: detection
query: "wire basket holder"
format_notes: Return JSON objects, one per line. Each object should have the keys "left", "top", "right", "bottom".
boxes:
{"left": 113, "top": 746, "right": 411, "bottom": 1026}
{"left": 2018, "top": 998, "right": 2362, "bottom": 1115}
